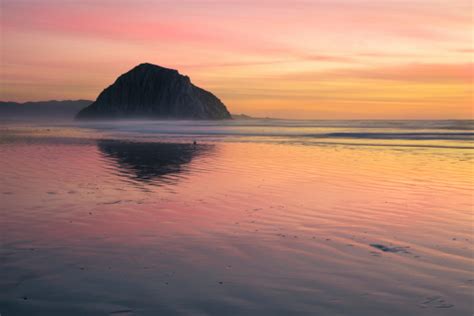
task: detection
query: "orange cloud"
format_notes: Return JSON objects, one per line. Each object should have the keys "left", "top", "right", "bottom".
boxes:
{"left": 280, "top": 63, "right": 474, "bottom": 83}
{"left": 0, "top": 0, "right": 472, "bottom": 118}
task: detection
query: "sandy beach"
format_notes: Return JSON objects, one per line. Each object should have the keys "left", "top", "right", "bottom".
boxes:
{"left": 0, "top": 120, "right": 472, "bottom": 315}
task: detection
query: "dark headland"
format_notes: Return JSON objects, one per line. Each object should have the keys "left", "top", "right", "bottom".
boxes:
{"left": 76, "top": 63, "right": 231, "bottom": 120}
{"left": 0, "top": 100, "right": 91, "bottom": 120}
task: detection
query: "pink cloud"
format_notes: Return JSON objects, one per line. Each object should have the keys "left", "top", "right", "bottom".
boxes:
{"left": 338, "top": 63, "right": 474, "bottom": 83}
{"left": 1, "top": 5, "right": 217, "bottom": 43}
{"left": 1, "top": 0, "right": 472, "bottom": 118}
{"left": 277, "top": 63, "right": 474, "bottom": 83}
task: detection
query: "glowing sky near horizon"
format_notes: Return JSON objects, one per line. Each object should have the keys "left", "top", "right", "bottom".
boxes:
{"left": 0, "top": 0, "right": 472, "bottom": 118}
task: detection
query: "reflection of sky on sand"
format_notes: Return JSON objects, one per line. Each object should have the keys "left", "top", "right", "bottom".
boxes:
{"left": 0, "top": 125, "right": 473, "bottom": 315}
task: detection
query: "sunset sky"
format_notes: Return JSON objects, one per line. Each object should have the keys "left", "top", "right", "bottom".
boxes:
{"left": 1, "top": 0, "right": 472, "bottom": 119}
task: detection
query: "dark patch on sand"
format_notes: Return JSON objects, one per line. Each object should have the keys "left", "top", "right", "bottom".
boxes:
{"left": 100, "top": 200, "right": 122, "bottom": 205}
{"left": 419, "top": 296, "right": 454, "bottom": 309}
{"left": 109, "top": 309, "right": 134, "bottom": 315}
{"left": 370, "top": 244, "right": 410, "bottom": 253}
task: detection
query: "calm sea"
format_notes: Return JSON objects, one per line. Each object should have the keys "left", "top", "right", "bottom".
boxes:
{"left": 1, "top": 119, "right": 473, "bottom": 315}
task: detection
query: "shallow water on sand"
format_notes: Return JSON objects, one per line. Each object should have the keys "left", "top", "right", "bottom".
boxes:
{"left": 0, "top": 120, "right": 473, "bottom": 315}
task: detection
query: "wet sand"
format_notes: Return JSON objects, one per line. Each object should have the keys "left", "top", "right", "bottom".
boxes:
{"left": 0, "top": 122, "right": 473, "bottom": 315}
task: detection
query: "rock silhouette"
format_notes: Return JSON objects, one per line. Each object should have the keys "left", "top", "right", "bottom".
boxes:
{"left": 76, "top": 63, "right": 231, "bottom": 120}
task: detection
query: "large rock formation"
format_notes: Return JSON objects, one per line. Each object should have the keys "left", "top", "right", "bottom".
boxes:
{"left": 76, "top": 63, "right": 231, "bottom": 120}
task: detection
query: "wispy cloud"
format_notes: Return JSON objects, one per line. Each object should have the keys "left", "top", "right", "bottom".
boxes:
{"left": 0, "top": 0, "right": 472, "bottom": 118}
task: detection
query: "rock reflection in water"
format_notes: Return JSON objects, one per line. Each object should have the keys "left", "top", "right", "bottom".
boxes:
{"left": 97, "top": 140, "right": 211, "bottom": 184}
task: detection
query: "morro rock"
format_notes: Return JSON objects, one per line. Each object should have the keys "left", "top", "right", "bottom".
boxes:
{"left": 75, "top": 63, "right": 231, "bottom": 120}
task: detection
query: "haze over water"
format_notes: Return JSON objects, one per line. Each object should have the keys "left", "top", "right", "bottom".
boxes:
{"left": 0, "top": 119, "right": 473, "bottom": 315}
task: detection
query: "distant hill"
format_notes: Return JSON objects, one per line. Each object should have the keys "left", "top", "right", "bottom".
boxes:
{"left": 231, "top": 113, "right": 279, "bottom": 120}
{"left": 231, "top": 113, "right": 254, "bottom": 120}
{"left": 76, "top": 63, "right": 231, "bottom": 120}
{"left": 0, "top": 100, "right": 92, "bottom": 120}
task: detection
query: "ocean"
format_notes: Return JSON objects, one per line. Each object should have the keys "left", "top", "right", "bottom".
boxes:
{"left": 1, "top": 119, "right": 473, "bottom": 315}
